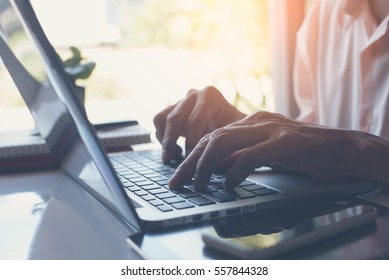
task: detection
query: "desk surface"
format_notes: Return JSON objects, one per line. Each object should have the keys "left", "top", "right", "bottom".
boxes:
{"left": 136, "top": 202, "right": 389, "bottom": 260}
{"left": 1, "top": 170, "right": 388, "bottom": 260}
{"left": 0, "top": 170, "right": 140, "bottom": 259}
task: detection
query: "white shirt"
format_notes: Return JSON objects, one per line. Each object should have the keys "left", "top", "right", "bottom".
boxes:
{"left": 294, "top": 0, "right": 389, "bottom": 138}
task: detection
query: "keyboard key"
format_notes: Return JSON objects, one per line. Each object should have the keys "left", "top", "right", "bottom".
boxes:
{"left": 119, "top": 177, "right": 128, "bottom": 183}
{"left": 156, "top": 192, "right": 177, "bottom": 199}
{"left": 123, "top": 174, "right": 142, "bottom": 180}
{"left": 132, "top": 167, "right": 150, "bottom": 173}
{"left": 237, "top": 180, "right": 256, "bottom": 187}
{"left": 152, "top": 166, "right": 172, "bottom": 173}
{"left": 119, "top": 171, "right": 137, "bottom": 177}
{"left": 209, "top": 178, "right": 223, "bottom": 184}
{"left": 186, "top": 185, "right": 217, "bottom": 194}
{"left": 242, "top": 184, "right": 267, "bottom": 192}
{"left": 150, "top": 175, "right": 169, "bottom": 182}
{"left": 121, "top": 181, "right": 134, "bottom": 188}
{"left": 145, "top": 163, "right": 163, "bottom": 169}
{"left": 157, "top": 205, "right": 173, "bottom": 212}
{"left": 189, "top": 196, "right": 215, "bottom": 206}
{"left": 178, "top": 191, "right": 200, "bottom": 199}
{"left": 163, "top": 196, "right": 185, "bottom": 204}
{"left": 184, "top": 184, "right": 195, "bottom": 191}
{"left": 135, "top": 180, "right": 154, "bottom": 187}
{"left": 253, "top": 188, "right": 278, "bottom": 196}
{"left": 127, "top": 186, "right": 141, "bottom": 192}
{"left": 148, "top": 188, "right": 169, "bottom": 195}
{"left": 144, "top": 173, "right": 165, "bottom": 179}
{"left": 205, "top": 191, "right": 235, "bottom": 202}
{"left": 138, "top": 170, "right": 156, "bottom": 176}
{"left": 175, "top": 187, "right": 195, "bottom": 194}
{"left": 114, "top": 167, "right": 127, "bottom": 173}
{"left": 171, "top": 201, "right": 195, "bottom": 210}
{"left": 141, "top": 184, "right": 161, "bottom": 191}
{"left": 204, "top": 186, "right": 220, "bottom": 193}
{"left": 155, "top": 179, "right": 169, "bottom": 185}
{"left": 159, "top": 170, "right": 175, "bottom": 177}
{"left": 141, "top": 195, "right": 156, "bottom": 201}
{"left": 220, "top": 188, "right": 256, "bottom": 199}
{"left": 130, "top": 177, "right": 148, "bottom": 183}
{"left": 149, "top": 199, "right": 164, "bottom": 206}
{"left": 210, "top": 182, "right": 224, "bottom": 189}
{"left": 213, "top": 174, "right": 227, "bottom": 180}
{"left": 134, "top": 190, "right": 148, "bottom": 196}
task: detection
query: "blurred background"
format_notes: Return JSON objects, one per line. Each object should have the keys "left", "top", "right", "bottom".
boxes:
{"left": 0, "top": 0, "right": 315, "bottom": 132}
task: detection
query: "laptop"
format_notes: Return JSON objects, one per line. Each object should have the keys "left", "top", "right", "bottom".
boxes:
{"left": 0, "top": 0, "right": 377, "bottom": 233}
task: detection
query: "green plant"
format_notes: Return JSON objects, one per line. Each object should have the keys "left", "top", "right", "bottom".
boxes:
{"left": 62, "top": 46, "right": 96, "bottom": 83}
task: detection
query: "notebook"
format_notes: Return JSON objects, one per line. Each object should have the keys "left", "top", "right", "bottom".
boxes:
{"left": 0, "top": 0, "right": 377, "bottom": 232}
{"left": 0, "top": 125, "right": 150, "bottom": 172}
{"left": 0, "top": 126, "right": 150, "bottom": 159}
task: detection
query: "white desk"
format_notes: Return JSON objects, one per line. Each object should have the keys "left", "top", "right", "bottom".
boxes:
{"left": 0, "top": 170, "right": 141, "bottom": 259}
{"left": 2, "top": 168, "right": 389, "bottom": 260}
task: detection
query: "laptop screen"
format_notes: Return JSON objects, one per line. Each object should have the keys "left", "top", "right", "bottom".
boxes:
{"left": 0, "top": 0, "right": 141, "bottom": 232}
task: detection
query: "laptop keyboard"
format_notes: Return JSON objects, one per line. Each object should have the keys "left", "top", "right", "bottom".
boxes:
{"left": 109, "top": 150, "right": 278, "bottom": 212}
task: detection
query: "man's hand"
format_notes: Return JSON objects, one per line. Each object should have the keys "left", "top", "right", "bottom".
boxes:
{"left": 169, "top": 111, "right": 389, "bottom": 191}
{"left": 153, "top": 86, "right": 246, "bottom": 163}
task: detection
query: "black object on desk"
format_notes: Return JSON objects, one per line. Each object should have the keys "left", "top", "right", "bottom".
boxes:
{"left": 93, "top": 120, "right": 139, "bottom": 131}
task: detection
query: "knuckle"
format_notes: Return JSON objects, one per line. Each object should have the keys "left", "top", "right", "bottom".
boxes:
{"left": 272, "top": 112, "right": 286, "bottom": 119}
{"left": 203, "top": 86, "right": 219, "bottom": 97}
{"left": 199, "top": 133, "right": 211, "bottom": 145}
{"left": 186, "top": 88, "right": 198, "bottom": 97}
{"left": 203, "top": 85, "right": 217, "bottom": 93}
{"left": 201, "top": 86, "right": 220, "bottom": 99}
{"left": 153, "top": 112, "right": 163, "bottom": 126}
{"left": 187, "top": 112, "right": 202, "bottom": 126}
{"left": 252, "top": 110, "right": 273, "bottom": 120}
{"left": 166, "top": 112, "right": 181, "bottom": 124}
{"left": 250, "top": 111, "right": 287, "bottom": 124}
{"left": 209, "top": 127, "right": 230, "bottom": 143}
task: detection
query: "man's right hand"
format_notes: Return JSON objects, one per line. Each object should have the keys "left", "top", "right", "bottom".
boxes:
{"left": 153, "top": 86, "right": 246, "bottom": 163}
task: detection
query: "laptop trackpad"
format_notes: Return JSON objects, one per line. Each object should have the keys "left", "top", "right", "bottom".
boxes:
{"left": 359, "top": 190, "right": 389, "bottom": 208}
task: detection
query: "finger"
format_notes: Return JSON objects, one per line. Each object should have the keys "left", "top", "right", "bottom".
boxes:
{"left": 168, "top": 134, "right": 211, "bottom": 189}
{"left": 193, "top": 125, "right": 272, "bottom": 190}
{"left": 154, "top": 105, "right": 184, "bottom": 161}
{"left": 224, "top": 139, "right": 284, "bottom": 189}
{"left": 215, "top": 150, "right": 243, "bottom": 173}
{"left": 153, "top": 104, "right": 175, "bottom": 143}
{"left": 185, "top": 105, "right": 217, "bottom": 157}
{"left": 161, "top": 95, "right": 196, "bottom": 162}
{"left": 270, "top": 163, "right": 305, "bottom": 175}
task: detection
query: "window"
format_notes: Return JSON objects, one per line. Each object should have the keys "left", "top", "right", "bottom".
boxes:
{"left": 0, "top": 0, "right": 274, "bottom": 132}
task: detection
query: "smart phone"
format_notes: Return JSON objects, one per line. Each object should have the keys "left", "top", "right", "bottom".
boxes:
{"left": 202, "top": 204, "right": 377, "bottom": 259}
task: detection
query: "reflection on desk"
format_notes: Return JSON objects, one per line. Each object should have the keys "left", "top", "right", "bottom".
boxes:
{"left": 0, "top": 170, "right": 140, "bottom": 260}
{"left": 135, "top": 200, "right": 389, "bottom": 260}
{"left": 1, "top": 170, "right": 389, "bottom": 260}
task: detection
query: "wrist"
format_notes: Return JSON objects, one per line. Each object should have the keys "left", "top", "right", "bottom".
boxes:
{"left": 351, "top": 131, "right": 389, "bottom": 187}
